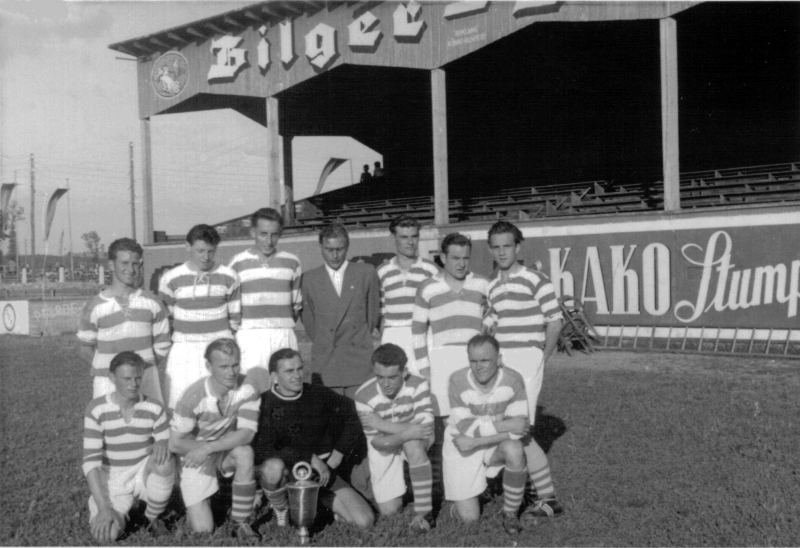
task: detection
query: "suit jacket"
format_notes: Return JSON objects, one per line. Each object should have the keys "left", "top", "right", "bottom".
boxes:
{"left": 300, "top": 261, "right": 381, "bottom": 387}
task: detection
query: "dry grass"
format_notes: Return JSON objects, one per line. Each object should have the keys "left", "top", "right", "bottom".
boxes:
{"left": 2, "top": 335, "right": 799, "bottom": 546}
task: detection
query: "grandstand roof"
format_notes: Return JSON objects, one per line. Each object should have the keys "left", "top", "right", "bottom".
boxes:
{"left": 109, "top": 1, "right": 699, "bottom": 120}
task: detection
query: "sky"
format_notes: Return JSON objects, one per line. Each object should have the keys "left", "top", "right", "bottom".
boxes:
{"left": 0, "top": 0, "right": 379, "bottom": 259}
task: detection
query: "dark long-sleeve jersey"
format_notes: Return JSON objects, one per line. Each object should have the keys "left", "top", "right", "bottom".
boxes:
{"left": 252, "top": 382, "right": 363, "bottom": 468}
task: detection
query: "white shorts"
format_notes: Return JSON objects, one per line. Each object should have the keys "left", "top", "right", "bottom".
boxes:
{"left": 179, "top": 450, "right": 233, "bottom": 508}
{"left": 367, "top": 444, "right": 407, "bottom": 504}
{"left": 429, "top": 346, "right": 468, "bottom": 417}
{"left": 500, "top": 347, "right": 545, "bottom": 423}
{"left": 236, "top": 328, "right": 298, "bottom": 375}
{"left": 381, "top": 326, "right": 419, "bottom": 376}
{"left": 88, "top": 458, "right": 149, "bottom": 521}
{"left": 165, "top": 341, "right": 209, "bottom": 409}
{"left": 367, "top": 436, "right": 433, "bottom": 504}
{"left": 442, "top": 425, "right": 502, "bottom": 502}
{"left": 93, "top": 365, "right": 163, "bottom": 404}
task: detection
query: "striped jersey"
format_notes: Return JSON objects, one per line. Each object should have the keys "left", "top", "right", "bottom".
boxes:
{"left": 228, "top": 249, "right": 302, "bottom": 330}
{"left": 487, "top": 267, "right": 563, "bottom": 350}
{"left": 171, "top": 375, "right": 260, "bottom": 441}
{"left": 158, "top": 262, "right": 241, "bottom": 343}
{"left": 77, "top": 289, "right": 171, "bottom": 377}
{"left": 82, "top": 394, "right": 169, "bottom": 476}
{"left": 448, "top": 367, "right": 528, "bottom": 441}
{"left": 354, "top": 374, "right": 434, "bottom": 438}
{"left": 377, "top": 257, "right": 439, "bottom": 328}
{"left": 411, "top": 272, "right": 490, "bottom": 376}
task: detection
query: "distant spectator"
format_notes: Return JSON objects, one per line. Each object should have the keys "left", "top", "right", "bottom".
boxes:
{"left": 373, "top": 162, "right": 385, "bottom": 181}
{"left": 360, "top": 165, "right": 373, "bottom": 184}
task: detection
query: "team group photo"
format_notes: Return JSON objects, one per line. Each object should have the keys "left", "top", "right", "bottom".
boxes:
{"left": 2, "top": 1, "right": 800, "bottom": 546}
{"left": 76, "top": 209, "right": 566, "bottom": 543}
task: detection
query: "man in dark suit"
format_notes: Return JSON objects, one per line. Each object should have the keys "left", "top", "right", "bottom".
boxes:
{"left": 301, "top": 223, "right": 381, "bottom": 499}
{"left": 301, "top": 223, "right": 381, "bottom": 397}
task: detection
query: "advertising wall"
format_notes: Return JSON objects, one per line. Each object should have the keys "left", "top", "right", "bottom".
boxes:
{"left": 142, "top": 205, "right": 800, "bottom": 332}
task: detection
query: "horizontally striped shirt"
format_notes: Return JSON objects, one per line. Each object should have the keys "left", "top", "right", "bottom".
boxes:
{"left": 411, "top": 272, "right": 490, "bottom": 376}
{"left": 354, "top": 374, "right": 434, "bottom": 439}
{"left": 158, "top": 262, "right": 241, "bottom": 343}
{"left": 487, "top": 267, "right": 563, "bottom": 350}
{"left": 77, "top": 289, "right": 171, "bottom": 377}
{"left": 228, "top": 249, "right": 301, "bottom": 330}
{"left": 83, "top": 394, "right": 168, "bottom": 476}
{"left": 378, "top": 257, "right": 439, "bottom": 328}
{"left": 448, "top": 367, "right": 527, "bottom": 441}
{"left": 171, "top": 375, "right": 260, "bottom": 442}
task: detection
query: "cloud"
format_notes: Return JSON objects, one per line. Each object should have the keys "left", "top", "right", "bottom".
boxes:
{"left": 0, "top": 2, "right": 114, "bottom": 67}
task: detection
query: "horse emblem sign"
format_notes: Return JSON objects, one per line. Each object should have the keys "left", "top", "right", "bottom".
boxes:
{"left": 151, "top": 52, "right": 189, "bottom": 98}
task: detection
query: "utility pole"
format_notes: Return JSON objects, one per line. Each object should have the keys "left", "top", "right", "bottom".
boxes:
{"left": 129, "top": 142, "right": 137, "bottom": 241}
{"left": 66, "top": 178, "right": 75, "bottom": 280}
{"left": 30, "top": 154, "right": 35, "bottom": 263}
{"left": 14, "top": 172, "right": 19, "bottom": 281}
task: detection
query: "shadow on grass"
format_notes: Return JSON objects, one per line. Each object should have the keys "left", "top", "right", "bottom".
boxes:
{"left": 532, "top": 405, "right": 568, "bottom": 454}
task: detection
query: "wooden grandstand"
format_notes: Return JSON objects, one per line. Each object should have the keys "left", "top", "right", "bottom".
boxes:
{"left": 202, "top": 161, "right": 800, "bottom": 241}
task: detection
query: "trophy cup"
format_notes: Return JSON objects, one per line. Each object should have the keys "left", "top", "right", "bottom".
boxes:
{"left": 287, "top": 461, "right": 321, "bottom": 545}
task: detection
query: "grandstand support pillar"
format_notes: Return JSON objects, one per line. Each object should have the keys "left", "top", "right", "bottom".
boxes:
{"left": 266, "top": 96, "right": 282, "bottom": 212}
{"left": 431, "top": 68, "right": 450, "bottom": 226}
{"left": 140, "top": 117, "right": 154, "bottom": 245}
{"left": 660, "top": 17, "right": 681, "bottom": 212}
{"left": 283, "top": 135, "right": 295, "bottom": 225}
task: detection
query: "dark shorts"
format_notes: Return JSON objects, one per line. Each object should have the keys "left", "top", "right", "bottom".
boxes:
{"left": 317, "top": 473, "right": 351, "bottom": 509}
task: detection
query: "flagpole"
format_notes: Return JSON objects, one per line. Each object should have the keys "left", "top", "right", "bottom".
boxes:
{"left": 66, "top": 179, "right": 74, "bottom": 280}
{"left": 14, "top": 172, "right": 19, "bottom": 281}
{"left": 41, "top": 190, "right": 48, "bottom": 280}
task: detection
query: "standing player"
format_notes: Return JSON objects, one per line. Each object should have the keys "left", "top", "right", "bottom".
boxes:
{"left": 159, "top": 224, "right": 241, "bottom": 409}
{"left": 355, "top": 343, "right": 435, "bottom": 534}
{"left": 253, "top": 349, "right": 375, "bottom": 529}
{"left": 377, "top": 216, "right": 439, "bottom": 377}
{"left": 487, "top": 220, "right": 565, "bottom": 522}
{"left": 78, "top": 238, "right": 170, "bottom": 402}
{"left": 228, "top": 208, "right": 301, "bottom": 375}
{"left": 169, "top": 338, "right": 260, "bottom": 539}
{"left": 443, "top": 335, "right": 530, "bottom": 534}
{"left": 411, "top": 232, "right": 490, "bottom": 418}
{"left": 83, "top": 352, "right": 175, "bottom": 543}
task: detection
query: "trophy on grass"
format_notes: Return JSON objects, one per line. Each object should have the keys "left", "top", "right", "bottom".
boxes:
{"left": 287, "top": 461, "right": 321, "bottom": 544}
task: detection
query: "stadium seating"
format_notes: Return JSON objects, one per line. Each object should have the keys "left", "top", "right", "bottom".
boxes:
{"left": 201, "top": 161, "right": 799, "bottom": 240}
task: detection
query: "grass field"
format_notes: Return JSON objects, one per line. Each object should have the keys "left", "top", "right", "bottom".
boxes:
{"left": 2, "top": 335, "right": 799, "bottom": 546}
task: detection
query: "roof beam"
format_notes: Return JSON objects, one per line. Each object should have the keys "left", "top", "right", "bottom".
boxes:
{"left": 185, "top": 27, "right": 209, "bottom": 39}
{"left": 262, "top": 4, "right": 282, "bottom": 18}
{"left": 149, "top": 37, "right": 171, "bottom": 49}
{"left": 115, "top": 45, "right": 138, "bottom": 57}
{"left": 205, "top": 22, "right": 229, "bottom": 35}
{"left": 167, "top": 32, "right": 189, "bottom": 44}
{"left": 243, "top": 10, "right": 268, "bottom": 24}
{"left": 133, "top": 41, "right": 154, "bottom": 53}
{"left": 223, "top": 15, "right": 246, "bottom": 28}
{"left": 281, "top": 3, "right": 304, "bottom": 15}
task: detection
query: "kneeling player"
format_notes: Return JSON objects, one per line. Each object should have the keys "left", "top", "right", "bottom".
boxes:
{"left": 169, "top": 338, "right": 260, "bottom": 539}
{"left": 355, "top": 344, "right": 435, "bottom": 534}
{"left": 83, "top": 352, "right": 175, "bottom": 543}
{"left": 443, "top": 335, "right": 530, "bottom": 534}
{"left": 253, "top": 349, "right": 375, "bottom": 529}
